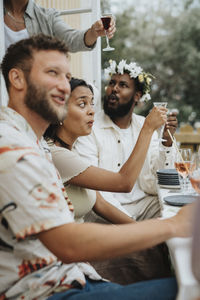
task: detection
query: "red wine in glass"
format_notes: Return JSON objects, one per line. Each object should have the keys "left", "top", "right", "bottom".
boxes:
{"left": 101, "top": 16, "right": 111, "bottom": 30}
{"left": 101, "top": 13, "right": 115, "bottom": 51}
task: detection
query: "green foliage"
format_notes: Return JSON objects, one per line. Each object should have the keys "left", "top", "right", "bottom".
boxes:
{"left": 101, "top": 0, "right": 200, "bottom": 123}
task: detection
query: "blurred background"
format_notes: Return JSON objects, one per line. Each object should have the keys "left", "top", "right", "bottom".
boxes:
{"left": 101, "top": 0, "right": 200, "bottom": 128}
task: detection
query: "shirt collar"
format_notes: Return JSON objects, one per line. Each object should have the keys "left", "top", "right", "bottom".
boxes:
{"left": 25, "top": 0, "right": 35, "bottom": 19}
{"left": 100, "top": 112, "right": 115, "bottom": 129}
{"left": 98, "top": 110, "right": 134, "bottom": 132}
{"left": 0, "top": 106, "right": 39, "bottom": 143}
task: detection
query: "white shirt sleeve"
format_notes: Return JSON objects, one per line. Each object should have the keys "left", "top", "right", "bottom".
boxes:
{"left": 74, "top": 132, "right": 99, "bottom": 167}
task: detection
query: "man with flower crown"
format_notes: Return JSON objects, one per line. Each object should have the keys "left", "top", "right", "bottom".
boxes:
{"left": 75, "top": 59, "right": 178, "bottom": 221}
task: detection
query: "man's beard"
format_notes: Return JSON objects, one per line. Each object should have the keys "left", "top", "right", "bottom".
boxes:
{"left": 103, "top": 94, "right": 134, "bottom": 119}
{"left": 24, "top": 79, "right": 68, "bottom": 124}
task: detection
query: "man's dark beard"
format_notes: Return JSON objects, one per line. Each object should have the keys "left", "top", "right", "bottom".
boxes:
{"left": 24, "top": 79, "right": 67, "bottom": 124}
{"left": 103, "top": 94, "right": 134, "bottom": 119}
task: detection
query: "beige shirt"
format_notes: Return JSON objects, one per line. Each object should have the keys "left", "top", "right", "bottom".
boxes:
{"left": 49, "top": 142, "right": 96, "bottom": 223}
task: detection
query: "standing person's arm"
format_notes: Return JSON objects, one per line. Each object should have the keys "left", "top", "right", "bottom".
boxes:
{"left": 45, "top": 10, "right": 115, "bottom": 52}
{"left": 38, "top": 204, "right": 193, "bottom": 263}
{"left": 84, "top": 17, "right": 116, "bottom": 47}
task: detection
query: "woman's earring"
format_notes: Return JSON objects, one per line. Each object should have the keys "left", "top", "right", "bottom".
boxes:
{"left": 59, "top": 122, "right": 63, "bottom": 126}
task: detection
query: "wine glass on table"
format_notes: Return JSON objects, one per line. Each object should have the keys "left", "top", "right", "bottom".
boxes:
{"left": 153, "top": 102, "right": 168, "bottom": 145}
{"left": 189, "top": 152, "right": 200, "bottom": 195}
{"left": 174, "top": 148, "right": 194, "bottom": 194}
{"left": 101, "top": 13, "right": 115, "bottom": 51}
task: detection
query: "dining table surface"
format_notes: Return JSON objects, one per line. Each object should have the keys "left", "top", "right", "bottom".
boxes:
{"left": 157, "top": 185, "right": 200, "bottom": 300}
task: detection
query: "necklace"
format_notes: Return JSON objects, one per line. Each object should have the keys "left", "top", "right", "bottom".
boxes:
{"left": 55, "top": 136, "right": 70, "bottom": 149}
{"left": 4, "top": 8, "right": 25, "bottom": 24}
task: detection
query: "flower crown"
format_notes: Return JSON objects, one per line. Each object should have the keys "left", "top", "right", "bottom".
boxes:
{"left": 104, "top": 59, "right": 154, "bottom": 102}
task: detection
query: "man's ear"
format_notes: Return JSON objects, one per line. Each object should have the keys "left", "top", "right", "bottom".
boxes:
{"left": 134, "top": 91, "right": 142, "bottom": 103}
{"left": 8, "top": 68, "right": 26, "bottom": 90}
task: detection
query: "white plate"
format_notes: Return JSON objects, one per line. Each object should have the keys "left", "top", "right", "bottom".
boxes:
{"left": 159, "top": 184, "right": 180, "bottom": 189}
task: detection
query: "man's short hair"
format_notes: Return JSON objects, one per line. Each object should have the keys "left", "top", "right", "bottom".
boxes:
{"left": 1, "top": 34, "right": 69, "bottom": 91}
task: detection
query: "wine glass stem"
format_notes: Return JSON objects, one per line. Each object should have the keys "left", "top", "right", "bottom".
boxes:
{"left": 105, "top": 31, "right": 110, "bottom": 47}
{"left": 179, "top": 175, "right": 190, "bottom": 194}
{"left": 160, "top": 125, "right": 165, "bottom": 139}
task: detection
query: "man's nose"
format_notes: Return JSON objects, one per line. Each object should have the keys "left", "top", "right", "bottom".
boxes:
{"left": 58, "top": 76, "right": 71, "bottom": 95}
{"left": 112, "top": 83, "right": 119, "bottom": 93}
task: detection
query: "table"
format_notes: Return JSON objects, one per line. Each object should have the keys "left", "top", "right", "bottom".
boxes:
{"left": 157, "top": 186, "right": 200, "bottom": 300}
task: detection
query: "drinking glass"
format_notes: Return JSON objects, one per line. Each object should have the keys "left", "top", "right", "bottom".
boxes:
{"left": 101, "top": 13, "right": 115, "bottom": 52}
{"left": 174, "top": 148, "right": 194, "bottom": 194}
{"left": 189, "top": 152, "right": 200, "bottom": 194}
{"left": 153, "top": 102, "right": 168, "bottom": 143}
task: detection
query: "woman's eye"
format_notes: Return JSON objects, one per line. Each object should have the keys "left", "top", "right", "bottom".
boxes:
{"left": 79, "top": 102, "right": 85, "bottom": 108}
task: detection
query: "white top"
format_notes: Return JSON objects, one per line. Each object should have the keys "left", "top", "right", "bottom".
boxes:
{"left": 48, "top": 142, "right": 96, "bottom": 223}
{"left": 0, "top": 107, "right": 101, "bottom": 299}
{"left": 74, "top": 110, "right": 176, "bottom": 212}
{"left": 113, "top": 125, "right": 146, "bottom": 204}
{"left": 4, "top": 23, "right": 29, "bottom": 50}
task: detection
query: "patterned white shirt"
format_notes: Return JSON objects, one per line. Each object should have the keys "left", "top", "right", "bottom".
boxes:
{"left": 0, "top": 107, "right": 101, "bottom": 300}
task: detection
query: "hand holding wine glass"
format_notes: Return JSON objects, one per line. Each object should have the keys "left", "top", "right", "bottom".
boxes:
{"left": 162, "top": 111, "right": 178, "bottom": 147}
{"left": 153, "top": 102, "right": 168, "bottom": 143}
{"left": 101, "top": 13, "right": 115, "bottom": 51}
{"left": 144, "top": 106, "right": 167, "bottom": 132}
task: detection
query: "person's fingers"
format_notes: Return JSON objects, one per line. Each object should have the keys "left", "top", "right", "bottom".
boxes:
{"left": 95, "top": 20, "right": 104, "bottom": 30}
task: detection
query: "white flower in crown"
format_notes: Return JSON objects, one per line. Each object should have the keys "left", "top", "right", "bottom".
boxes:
{"left": 126, "top": 62, "right": 143, "bottom": 78}
{"left": 117, "top": 59, "right": 127, "bottom": 74}
{"left": 140, "top": 93, "right": 151, "bottom": 102}
{"left": 109, "top": 60, "right": 117, "bottom": 73}
{"left": 130, "top": 66, "right": 143, "bottom": 78}
{"left": 104, "top": 59, "right": 144, "bottom": 79}
{"left": 104, "top": 59, "right": 117, "bottom": 80}
{"left": 104, "top": 68, "right": 111, "bottom": 80}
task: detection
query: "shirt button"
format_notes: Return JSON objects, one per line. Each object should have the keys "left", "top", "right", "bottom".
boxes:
{"left": 118, "top": 140, "right": 120, "bottom": 143}
{"left": 166, "top": 151, "right": 170, "bottom": 153}
{"left": 118, "top": 163, "right": 121, "bottom": 167}
{"left": 165, "top": 163, "right": 169, "bottom": 166}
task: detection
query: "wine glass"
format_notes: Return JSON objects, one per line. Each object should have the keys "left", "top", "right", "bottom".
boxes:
{"left": 174, "top": 148, "right": 194, "bottom": 194}
{"left": 101, "top": 13, "right": 115, "bottom": 52}
{"left": 153, "top": 102, "right": 168, "bottom": 144}
{"left": 189, "top": 152, "right": 200, "bottom": 194}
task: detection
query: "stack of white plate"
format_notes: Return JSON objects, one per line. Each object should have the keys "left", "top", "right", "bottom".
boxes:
{"left": 157, "top": 169, "right": 180, "bottom": 188}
